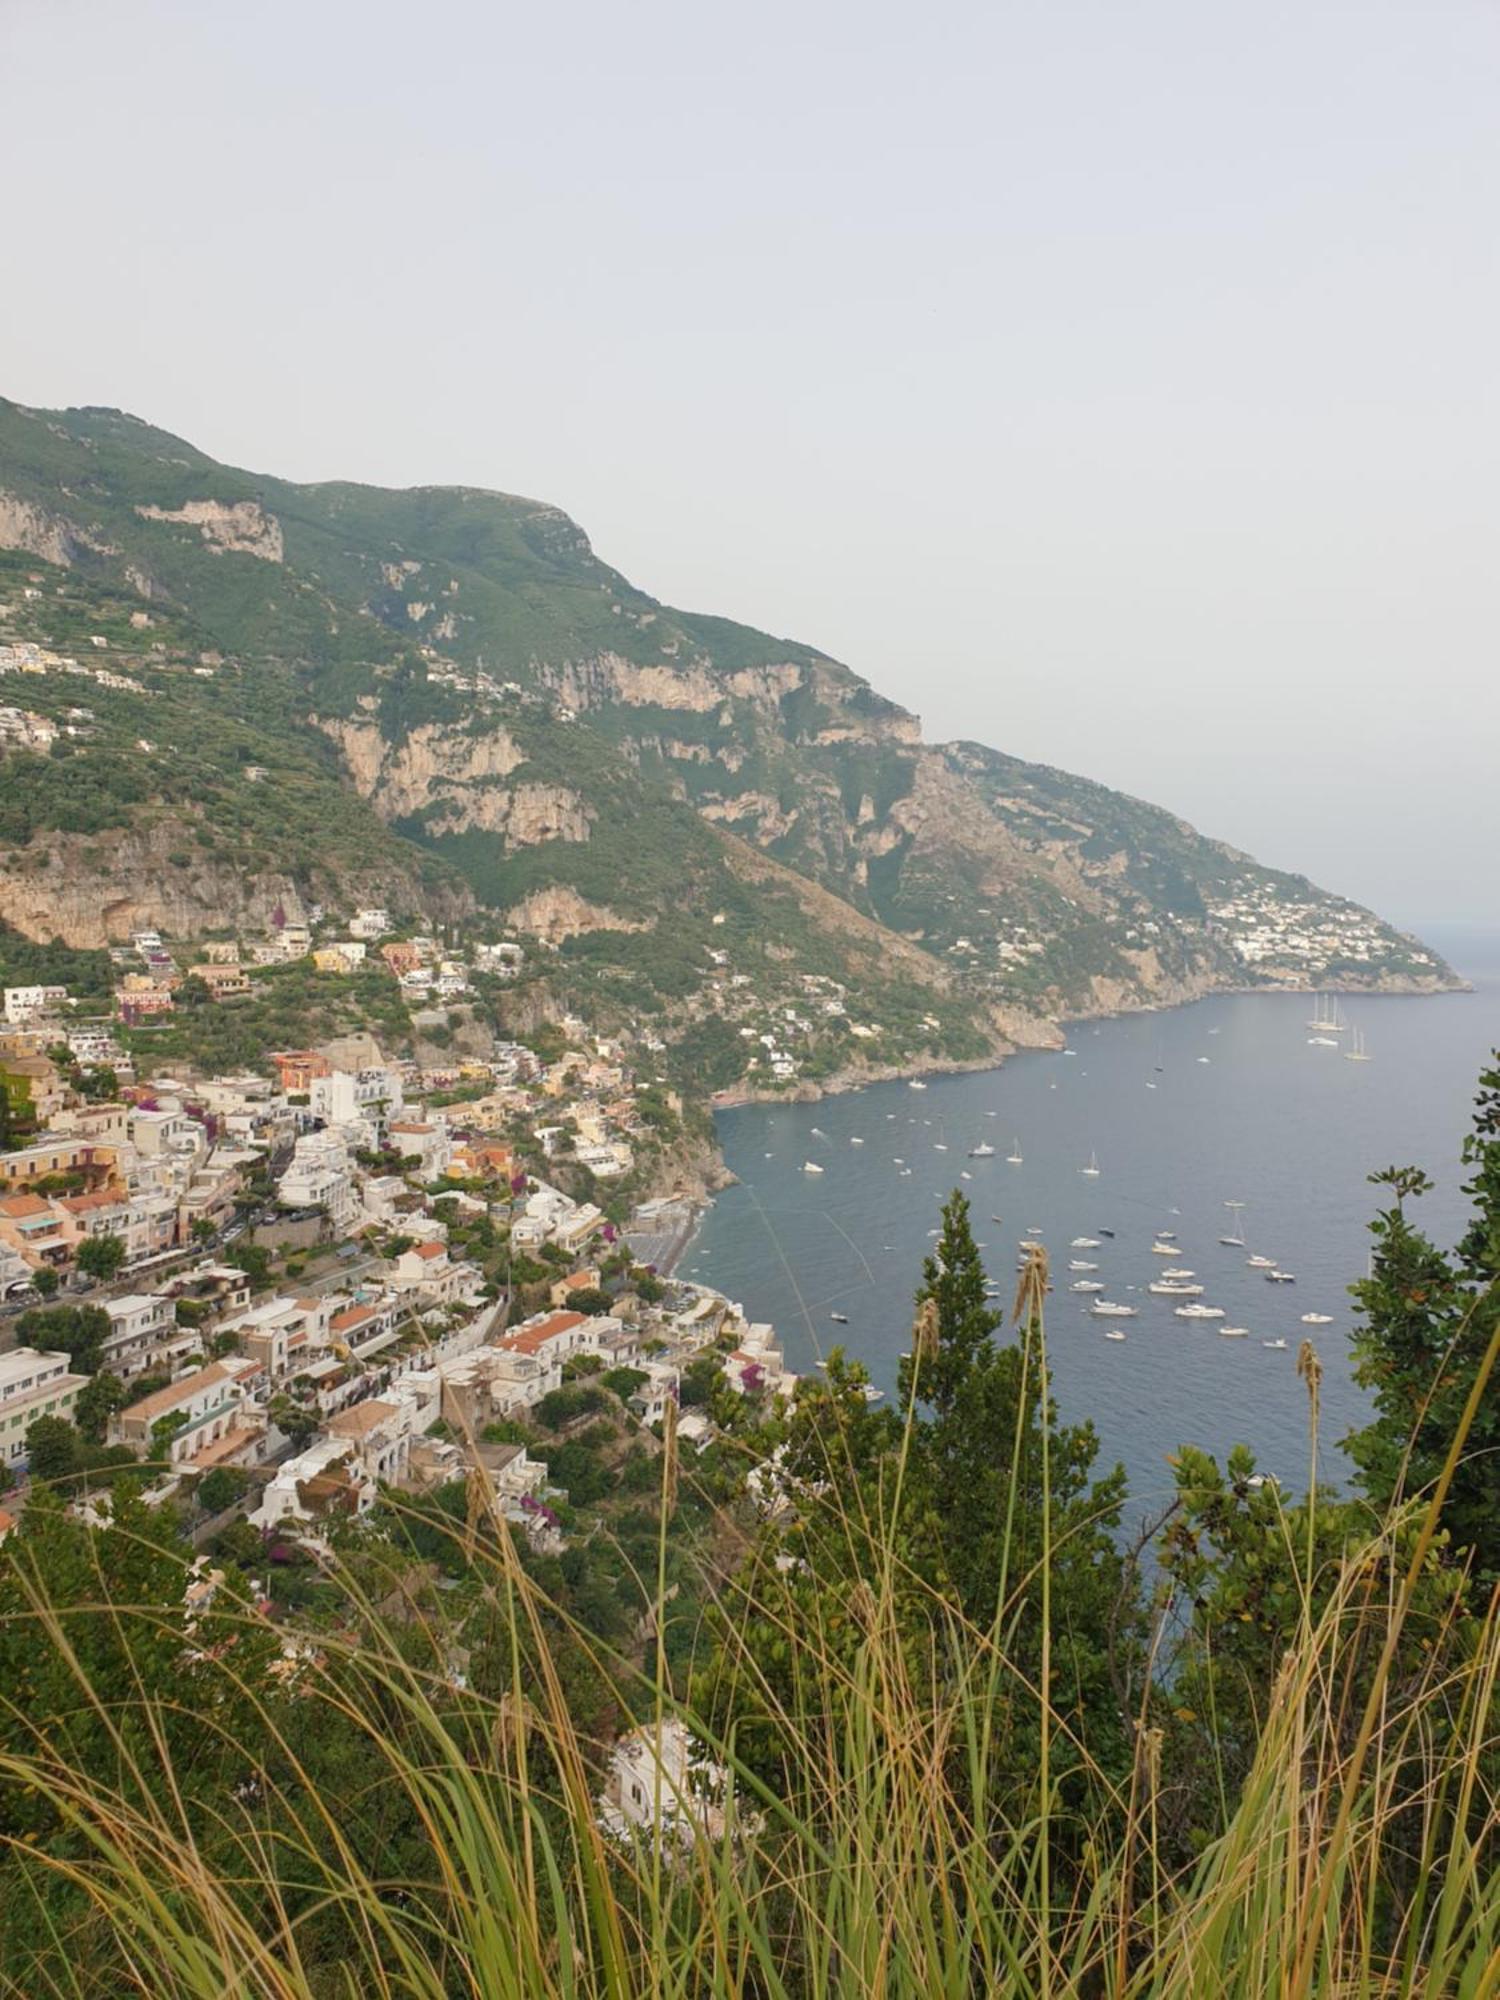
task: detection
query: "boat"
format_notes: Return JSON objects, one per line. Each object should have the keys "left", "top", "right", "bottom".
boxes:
{"left": 1345, "top": 1026, "right": 1373, "bottom": 1063}
{"left": 1098, "top": 1227, "right": 1116, "bottom": 1238}
{"left": 1246, "top": 1253, "right": 1277, "bottom": 1269}
{"left": 1300, "top": 1312, "right": 1334, "bottom": 1325}
{"left": 1080, "top": 1151, "right": 1101, "bottom": 1177}
{"left": 862, "top": 1384, "right": 885, "bottom": 1403}
{"left": 1159, "top": 1267, "right": 1195, "bottom": 1279}
{"left": 1091, "top": 1301, "right": 1138, "bottom": 1318}
{"left": 969, "top": 1142, "right": 996, "bottom": 1158}
{"left": 1308, "top": 1035, "right": 1338, "bottom": 1047}
{"left": 1307, "top": 994, "right": 1349, "bottom": 1033}
{"left": 811, "top": 1127, "right": 827, "bottom": 1139}
{"left": 1006, "top": 1140, "right": 1023, "bottom": 1164}
{"left": 1104, "top": 1329, "right": 1128, "bottom": 1341}
{"left": 1219, "top": 1326, "right": 1250, "bottom": 1339}
{"left": 960, "top": 1170, "right": 973, "bottom": 1180}
{"left": 1265, "top": 1269, "right": 1296, "bottom": 1283}
{"left": 893, "top": 1156, "right": 905, "bottom": 1164}
{"left": 909, "top": 1079, "right": 927, "bottom": 1091}
{"left": 1262, "top": 1338, "right": 1288, "bottom": 1350}
{"left": 1150, "top": 1280, "right": 1203, "bottom": 1296}
{"left": 802, "top": 1161, "right": 824, "bottom": 1175}
{"left": 830, "top": 1312, "right": 849, "bottom": 1324}
{"left": 850, "top": 1136, "right": 864, "bottom": 1146}
{"left": 1071, "top": 1235, "right": 1101, "bottom": 1248}
{"left": 933, "top": 1142, "right": 948, "bottom": 1152}
{"left": 1068, "top": 1258, "right": 1099, "bottom": 1271}
{"left": 1196, "top": 1056, "right": 1211, "bottom": 1064}
{"left": 1176, "top": 1303, "right": 1226, "bottom": 1320}
{"left": 991, "top": 1214, "right": 1004, "bottom": 1223}
{"left": 1220, "top": 1202, "right": 1247, "bottom": 1248}
{"left": 1150, "top": 1241, "right": 1182, "bottom": 1256}
{"left": 1157, "top": 1228, "right": 1178, "bottom": 1238}
{"left": 1070, "top": 1280, "right": 1105, "bottom": 1293}
{"left": 1018, "top": 1237, "right": 1045, "bottom": 1251}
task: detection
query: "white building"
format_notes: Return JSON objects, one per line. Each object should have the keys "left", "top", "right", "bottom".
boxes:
{"left": 0, "top": 1349, "right": 89, "bottom": 1467}
{"left": 3, "top": 984, "right": 68, "bottom": 1025}
{"left": 278, "top": 1129, "right": 360, "bottom": 1231}
{"left": 598, "top": 1719, "right": 747, "bottom": 1851}
{"left": 100, "top": 1293, "right": 199, "bottom": 1380}
{"left": 309, "top": 1066, "right": 404, "bottom": 1145}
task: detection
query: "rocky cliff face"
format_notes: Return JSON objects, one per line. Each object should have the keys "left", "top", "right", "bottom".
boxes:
{"left": 0, "top": 817, "right": 468, "bottom": 947}
{"left": 318, "top": 718, "right": 592, "bottom": 844}
{"left": 134, "top": 499, "right": 284, "bottom": 561}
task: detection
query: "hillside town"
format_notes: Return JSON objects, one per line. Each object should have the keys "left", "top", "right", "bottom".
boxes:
{"left": 0, "top": 960, "right": 796, "bottom": 1627}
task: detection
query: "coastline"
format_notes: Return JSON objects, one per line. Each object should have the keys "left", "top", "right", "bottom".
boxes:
{"left": 707, "top": 971, "right": 1466, "bottom": 1113}
{"left": 647, "top": 969, "right": 1469, "bottom": 1270}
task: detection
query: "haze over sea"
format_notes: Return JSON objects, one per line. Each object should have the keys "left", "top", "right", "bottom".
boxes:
{"left": 689, "top": 925, "right": 1500, "bottom": 1519}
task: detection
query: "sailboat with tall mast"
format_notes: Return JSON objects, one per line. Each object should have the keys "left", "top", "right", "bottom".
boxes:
{"left": 1345, "top": 1025, "right": 1373, "bottom": 1062}
{"left": 1219, "top": 1200, "right": 1247, "bottom": 1248}
{"left": 1307, "top": 993, "right": 1350, "bottom": 1033}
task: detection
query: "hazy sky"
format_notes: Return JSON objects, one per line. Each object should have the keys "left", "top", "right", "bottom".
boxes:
{"left": 4, "top": 0, "right": 1497, "bottom": 931}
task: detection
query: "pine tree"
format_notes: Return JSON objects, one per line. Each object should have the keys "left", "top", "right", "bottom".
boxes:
{"left": 1349, "top": 1056, "right": 1500, "bottom": 1580}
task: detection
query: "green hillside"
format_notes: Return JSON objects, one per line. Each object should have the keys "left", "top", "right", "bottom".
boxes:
{"left": 0, "top": 394, "right": 1457, "bottom": 1085}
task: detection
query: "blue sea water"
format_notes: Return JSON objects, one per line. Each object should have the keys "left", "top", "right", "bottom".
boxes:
{"left": 688, "top": 926, "right": 1500, "bottom": 1520}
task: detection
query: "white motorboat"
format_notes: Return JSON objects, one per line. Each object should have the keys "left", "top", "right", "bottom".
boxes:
{"left": 1263, "top": 1338, "right": 1288, "bottom": 1350}
{"left": 803, "top": 1161, "right": 824, "bottom": 1175}
{"left": 1219, "top": 1326, "right": 1250, "bottom": 1339}
{"left": 1091, "top": 1301, "right": 1138, "bottom": 1317}
{"left": 933, "top": 1142, "right": 948, "bottom": 1152}
{"left": 1176, "top": 1303, "right": 1226, "bottom": 1320}
{"left": 850, "top": 1136, "right": 864, "bottom": 1146}
{"left": 1265, "top": 1269, "right": 1297, "bottom": 1283}
{"left": 1151, "top": 1241, "right": 1182, "bottom": 1256}
{"left": 862, "top": 1384, "right": 885, "bottom": 1403}
{"left": 830, "top": 1312, "right": 849, "bottom": 1324}
{"left": 1159, "top": 1267, "right": 1195, "bottom": 1280}
{"left": 1071, "top": 1236, "right": 1101, "bottom": 1248}
{"left": 969, "top": 1142, "right": 996, "bottom": 1158}
{"left": 1307, "top": 1035, "right": 1338, "bottom": 1047}
{"left": 1150, "top": 1280, "right": 1203, "bottom": 1296}
{"left": 1070, "top": 1280, "right": 1105, "bottom": 1293}
{"left": 1246, "top": 1254, "right": 1277, "bottom": 1269}
{"left": 909, "top": 1079, "right": 927, "bottom": 1090}
{"left": 1300, "top": 1312, "right": 1334, "bottom": 1325}
{"left": 1068, "top": 1259, "right": 1099, "bottom": 1271}
{"left": 1103, "top": 1329, "right": 1127, "bottom": 1341}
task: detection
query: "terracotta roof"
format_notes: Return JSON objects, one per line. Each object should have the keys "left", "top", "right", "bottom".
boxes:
{"left": 328, "top": 1399, "right": 401, "bottom": 1439}
{"left": 123, "top": 1362, "right": 234, "bottom": 1424}
{"left": 500, "top": 1310, "right": 586, "bottom": 1356}
{"left": 0, "top": 1193, "right": 55, "bottom": 1219}
{"left": 331, "top": 1303, "right": 381, "bottom": 1335}
{"left": 59, "top": 1190, "right": 127, "bottom": 1215}
{"left": 410, "top": 1241, "right": 446, "bottom": 1261}
{"left": 557, "top": 1270, "right": 598, "bottom": 1292}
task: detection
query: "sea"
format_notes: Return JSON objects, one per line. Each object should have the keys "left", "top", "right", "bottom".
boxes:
{"left": 687, "top": 925, "right": 1500, "bottom": 1520}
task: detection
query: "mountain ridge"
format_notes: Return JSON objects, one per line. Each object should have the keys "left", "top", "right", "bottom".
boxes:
{"left": 0, "top": 394, "right": 1457, "bottom": 1097}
